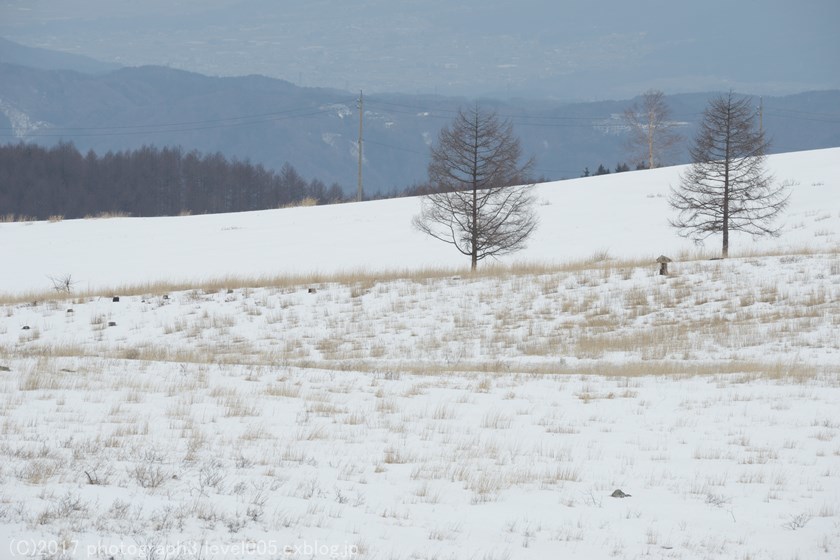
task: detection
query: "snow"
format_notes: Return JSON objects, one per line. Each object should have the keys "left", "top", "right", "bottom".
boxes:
{"left": 0, "top": 98, "right": 51, "bottom": 138}
{"left": 0, "top": 147, "right": 839, "bottom": 559}
{"left": 2, "top": 148, "right": 837, "bottom": 296}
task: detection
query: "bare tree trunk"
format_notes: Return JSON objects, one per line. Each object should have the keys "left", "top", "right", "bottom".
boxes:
{"left": 623, "top": 89, "right": 682, "bottom": 170}
{"left": 722, "top": 130, "right": 731, "bottom": 258}
{"left": 471, "top": 183, "right": 478, "bottom": 271}
{"left": 670, "top": 90, "right": 788, "bottom": 258}
{"left": 471, "top": 111, "right": 479, "bottom": 271}
{"left": 414, "top": 106, "right": 537, "bottom": 270}
{"left": 648, "top": 107, "right": 655, "bottom": 170}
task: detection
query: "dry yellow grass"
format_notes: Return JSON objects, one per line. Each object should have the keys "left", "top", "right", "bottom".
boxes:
{"left": 2, "top": 245, "right": 837, "bottom": 389}
{"left": 3, "top": 245, "right": 835, "bottom": 306}
{"left": 0, "top": 213, "right": 37, "bottom": 223}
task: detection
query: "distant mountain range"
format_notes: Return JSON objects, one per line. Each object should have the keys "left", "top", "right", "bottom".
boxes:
{"left": 3, "top": 2, "right": 838, "bottom": 99}
{"left": 1, "top": 38, "right": 838, "bottom": 195}
{"left": 0, "top": 37, "right": 120, "bottom": 75}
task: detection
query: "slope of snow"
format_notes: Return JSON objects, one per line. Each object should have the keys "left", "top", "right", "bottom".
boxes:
{"left": 1, "top": 148, "right": 837, "bottom": 296}
{"left": 0, "top": 148, "right": 838, "bottom": 560}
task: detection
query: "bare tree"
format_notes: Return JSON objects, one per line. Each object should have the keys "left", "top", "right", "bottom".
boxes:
{"left": 623, "top": 89, "right": 682, "bottom": 169}
{"left": 48, "top": 273, "right": 77, "bottom": 294}
{"left": 669, "top": 90, "right": 789, "bottom": 257}
{"left": 413, "top": 106, "right": 537, "bottom": 271}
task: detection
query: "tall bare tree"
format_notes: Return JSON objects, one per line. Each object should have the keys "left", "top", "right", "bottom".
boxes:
{"left": 669, "top": 91, "right": 789, "bottom": 257}
{"left": 623, "top": 89, "right": 682, "bottom": 169}
{"left": 413, "top": 106, "right": 536, "bottom": 271}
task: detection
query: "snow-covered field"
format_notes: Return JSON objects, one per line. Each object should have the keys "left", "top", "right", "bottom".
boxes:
{"left": 1, "top": 148, "right": 838, "bottom": 295}
{"left": 1, "top": 148, "right": 839, "bottom": 559}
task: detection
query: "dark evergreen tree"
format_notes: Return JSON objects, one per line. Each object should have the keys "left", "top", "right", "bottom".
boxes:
{"left": 0, "top": 142, "right": 344, "bottom": 219}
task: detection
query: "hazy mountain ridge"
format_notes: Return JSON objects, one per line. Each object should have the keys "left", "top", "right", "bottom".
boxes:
{"left": 1, "top": 41, "right": 838, "bottom": 195}
{"left": 0, "top": 37, "right": 120, "bottom": 75}
{"left": 3, "top": 2, "right": 837, "bottom": 99}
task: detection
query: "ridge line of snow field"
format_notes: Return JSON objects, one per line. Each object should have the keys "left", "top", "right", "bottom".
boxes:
{"left": 1, "top": 148, "right": 838, "bottom": 296}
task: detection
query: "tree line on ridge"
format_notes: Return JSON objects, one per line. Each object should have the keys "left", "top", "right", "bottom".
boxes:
{"left": 0, "top": 142, "right": 346, "bottom": 220}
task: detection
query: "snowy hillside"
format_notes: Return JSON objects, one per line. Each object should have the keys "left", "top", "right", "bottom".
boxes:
{"left": 2, "top": 148, "right": 838, "bottom": 297}
{"left": 0, "top": 148, "right": 839, "bottom": 560}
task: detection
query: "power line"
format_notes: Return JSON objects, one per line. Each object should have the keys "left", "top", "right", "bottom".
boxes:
{"left": 763, "top": 107, "right": 840, "bottom": 118}
{"left": 369, "top": 97, "right": 840, "bottom": 127}
{"left": 365, "top": 139, "right": 427, "bottom": 155}
{"left": 1, "top": 105, "right": 340, "bottom": 132}
{"left": 762, "top": 111, "right": 840, "bottom": 124}
{"left": 367, "top": 101, "right": 624, "bottom": 124}
{"left": 0, "top": 101, "right": 357, "bottom": 138}
{"left": 5, "top": 96, "right": 833, "bottom": 141}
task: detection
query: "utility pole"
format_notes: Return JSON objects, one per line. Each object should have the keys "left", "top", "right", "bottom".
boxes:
{"left": 758, "top": 96, "right": 763, "bottom": 134}
{"left": 357, "top": 90, "right": 364, "bottom": 202}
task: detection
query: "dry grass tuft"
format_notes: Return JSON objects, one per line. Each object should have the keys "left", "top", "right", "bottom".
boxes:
{"left": 0, "top": 213, "right": 37, "bottom": 223}
{"left": 84, "top": 211, "right": 132, "bottom": 219}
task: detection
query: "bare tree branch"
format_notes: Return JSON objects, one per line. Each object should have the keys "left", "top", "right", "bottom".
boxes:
{"left": 414, "top": 106, "right": 537, "bottom": 270}
{"left": 623, "top": 90, "right": 683, "bottom": 169}
{"left": 669, "top": 90, "right": 790, "bottom": 257}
